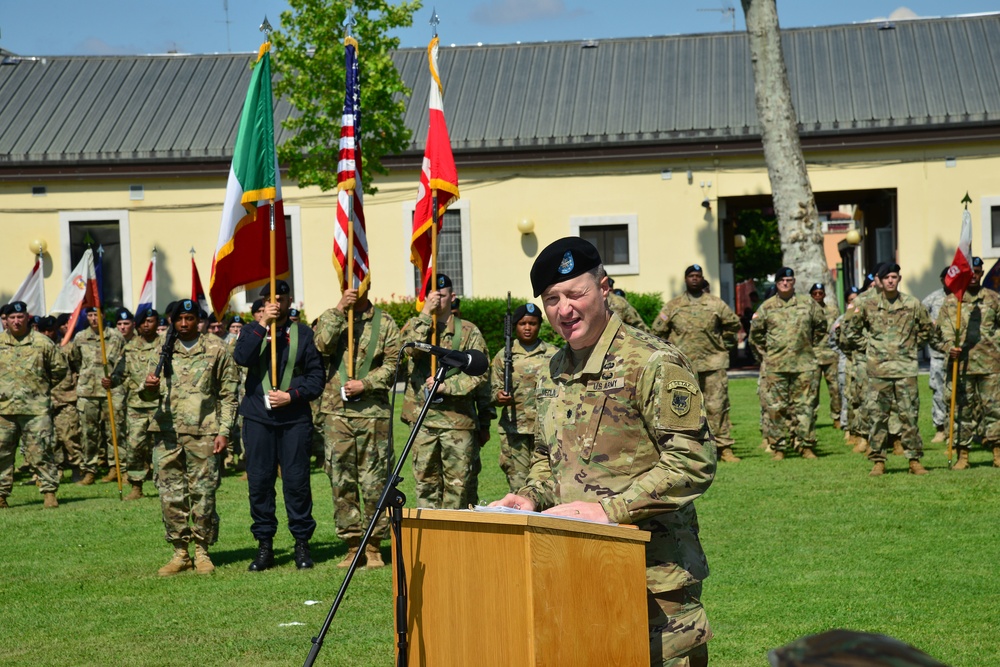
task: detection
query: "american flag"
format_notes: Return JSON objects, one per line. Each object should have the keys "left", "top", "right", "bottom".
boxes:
{"left": 334, "top": 36, "right": 370, "bottom": 297}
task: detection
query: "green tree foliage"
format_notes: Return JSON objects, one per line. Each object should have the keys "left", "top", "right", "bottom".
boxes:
{"left": 734, "top": 209, "right": 783, "bottom": 283}
{"left": 624, "top": 292, "right": 664, "bottom": 327}
{"left": 272, "top": 0, "right": 421, "bottom": 194}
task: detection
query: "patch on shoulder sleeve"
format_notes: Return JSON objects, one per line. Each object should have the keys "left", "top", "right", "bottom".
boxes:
{"left": 656, "top": 366, "right": 703, "bottom": 431}
{"left": 666, "top": 380, "right": 697, "bottom": 416}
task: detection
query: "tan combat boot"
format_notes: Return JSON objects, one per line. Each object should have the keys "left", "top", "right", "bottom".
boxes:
{"left": 43, "top": 492, "right": 58, "bottom": 508}
{"left": 124, "top": 482, "right": 143, "bottom": 501}
{"left": 891, "top": 435, "right": 905, "bottom": 456}
{"left": 718, "top": 447, "right": 741, "bottom": 463}
{"left": 931, "top": 427, "right": 946, "bottom": 444}
{"left": 951, "top": 448, "right": 971, "bottom": 470}
{"left": 869, "top": 461, "right": 886, "bottom": 477}
{"left": 157, "top": 542, "right": 193, "bottom": 576}
{"left": 992, "top": 446, "right": 1000, "bottom": 468}
{"left": 101, "top": 469, "right": 119, "bottom": 483}
{"left": 0, "top": 496, "right": 8, "bottom": 509}
{"left": 770, "top": 450, "right": 785, "bottom": 461}
{"left": 852, "top": 438, "right": 869, "bottom": 455}
{"left": 908, "top": 459, "right": 929, "bottom": 475}
{"left": 833, "top": 418, "right": 842, "bottom": 430}
{"left": 801, "top": 447, "right": 818, "bottom": 460}
{"left": 193, "top": 542, "right": 215, "bottom": 575}
{"left": 365, "top": 543, "right": 385, "bottom": 569}
{"left": 337, "top": 538, "right": 362, "bottom": 569}
{"left": 76, "top": 471, "right": 96, "bottom": 486}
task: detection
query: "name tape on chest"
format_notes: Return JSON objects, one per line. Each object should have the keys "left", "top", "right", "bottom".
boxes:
{"left": 586, "top": 377, "right": 625, "bottom": 392}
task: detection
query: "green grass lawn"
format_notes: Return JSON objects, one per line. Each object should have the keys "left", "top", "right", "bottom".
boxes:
{"left": 2, "top": 376, "right": 996, "bottom": 666}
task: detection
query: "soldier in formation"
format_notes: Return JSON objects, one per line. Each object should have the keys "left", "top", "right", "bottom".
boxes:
{"left": 922, "top": 269, "right": 950, "bottom": 444}
{"left": 808, "top": 283, "right": 842, "bottom": 430}
{"left": 121, "top": 308, "right": 161, "bottom": 500}
{"left": 653, "top": 264, "right": 742, "bottom": 462}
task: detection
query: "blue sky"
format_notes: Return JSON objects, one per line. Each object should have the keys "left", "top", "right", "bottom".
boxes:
{"left": 1, "top": 1, "right": 997, "bottom": 55}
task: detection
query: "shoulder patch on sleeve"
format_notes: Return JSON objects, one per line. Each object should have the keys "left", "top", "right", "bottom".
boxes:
{"left": 656, "top": 365, "right": 703, "bottom": 432}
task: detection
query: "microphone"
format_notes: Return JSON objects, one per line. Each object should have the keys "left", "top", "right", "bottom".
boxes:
{"left": 405, "top": 342, "right": 490, "bottom": 376}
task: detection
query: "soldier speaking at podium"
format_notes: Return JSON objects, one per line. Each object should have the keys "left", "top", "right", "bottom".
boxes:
{"left": 233, "top": 279, "right": 326, "bottom": 571}
{"left": 491, "top": 237, "right": 716, "bottom": 667}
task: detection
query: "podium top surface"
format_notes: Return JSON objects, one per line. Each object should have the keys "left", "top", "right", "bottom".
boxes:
{"left": 402, "top": 508, "right": 650, "bottom": 543}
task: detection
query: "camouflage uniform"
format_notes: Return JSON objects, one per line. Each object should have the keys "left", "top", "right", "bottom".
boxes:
{"left": 314, "top": 304, "right": 401, "bottom": 541}
{"left": 489, "top": 339, "right": 555, "bottom": 492}
{"left": 934, "top": 288, "right": 1000, "bottom": 450}
{"left": 468, "top": 378, "right": 496, "bottom": 506}
{"left": 122, "top": 334, "right": 162, "bottom": 483}
{"left": 652, "top": 291, "right": 741, "bottom": 452}
{"left": 50, "top": 343, "right": 81, "bottom": 471}
{"left": 146, "top": 334, "right": 238, "bottom": 545}
{"left": 922, "top": 288, "right": 948, "bottom": 429}
{"left": 607, "top": 292, "right": 649, "bottom": 333}
{"left": 813, "top": 301, "right": 842, "bottom": 423}
{"left": 401, "top": 313, "right": 488, "bottom": 509}
{"left": 844, "top": 291, "right": 933, "bottom": 462}
{"left": 70, "top": 327, "right": 125, "bottom": 475}
{"left": 519, "top": 314, "right": 715, "bottom": 665}
{"left": 0, "top": 329, "right": 67, "bottom": 502}
{"left": 749, "top": 294, "right": 827, "bottom": 452}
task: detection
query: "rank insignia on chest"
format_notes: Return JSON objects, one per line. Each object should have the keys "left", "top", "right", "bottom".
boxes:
{"left": 666, "top": 380, "right": 697, "bottom": 417}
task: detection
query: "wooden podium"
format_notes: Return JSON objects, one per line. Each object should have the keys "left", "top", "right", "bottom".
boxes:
{"left": 393, "top": 508, "right": 651, "bottom": 666}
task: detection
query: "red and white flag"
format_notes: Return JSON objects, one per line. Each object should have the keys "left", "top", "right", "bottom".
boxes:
{"left": 50, "top": 248, "right": 100, "bottom": 345}
{"left": 410, "top": 35, "right": 460, "bottom": 310}
{"left": 135, "top": 252, "right": 156, "bottom": 318}
{"left": 192, "top": 258, "right": 211, "bottom": 316}
{"left": 333, "top": 36, "right": 370, "bottom": 298}
{"left": 944, "top": 209, "right": 974, "bottom": 301}
{"left": 11, "top": 256, "right": 45, "bottom": 317}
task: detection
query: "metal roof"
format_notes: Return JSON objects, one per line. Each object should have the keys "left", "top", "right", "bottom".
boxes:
{"left": 1, "top": 14, "right": 999, "bottom": 166}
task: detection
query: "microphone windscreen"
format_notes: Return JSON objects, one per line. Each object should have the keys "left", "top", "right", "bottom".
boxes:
{"left": 464, "top": 349, "right": 490, "bottom": 376}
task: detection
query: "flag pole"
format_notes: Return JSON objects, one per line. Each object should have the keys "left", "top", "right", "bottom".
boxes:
{"left": 946, "top": 299, "right": 962, "bottom": 468}
{"left": 430, "top": 188, "right": 438, "bottom": 377}
{"left": 93, "top": 278, "right": 123, "bottom": 500}
{"left": 269, "top": 198, "right": 278, "bottom": 384}
{"left": 347, "top": 191, "right": 355, "bottom": 379}
{"left": 151, "top": 247, "right": 158, "bottom": 310}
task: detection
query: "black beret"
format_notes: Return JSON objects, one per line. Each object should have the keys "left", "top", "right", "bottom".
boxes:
{"left": 847, "top": 286, "right": 860, "bottom": 295}
{"left": 869, "top": 262, "right": 885, "bottom": 277}
{"left": 685, "top": 264, "right": 703, "bottom": 276}
{"left": 940, "top": 267, "right": 949, "bottom": 279}
{"left": 31, "top": 315, "right": 41, "bottom": 324}
{"left": 158, "top": 317, "right": 168, "bottom": 327}
{"left": 530, "top": 237, "right": 602, "bottom": 297}
{"left": 449, "top": 298, "right": 460, "bottom": 311}
{"left": 877, "top": 263, "right": 900, "bottom": 278}
{"left": 809, "top": 283, "right": 825, "bottom": 293}
{"left": 972, "top": 256, "right": 984, "bottom": 268}
{"left": 764, "top": 285, "right": 778, "bottom": 299}
{"left": 85, "top": 306, "right": 99, "bottom": 314}
{"left": 251, "top": 298, "right": 265, "bottom": 314}
{"left": 288, "top": 308, "right": 300, "bottom": 318}
{"left": 38, "top": 316, "right": 57, "bottom": 331}
{"left": 207, "top": 313, "right": 218, "bottom": 324}
{"left": 512, "top": 303, "right": 542, "bottom": 324}
{"left": 116, "top": 308, "right": 133, "bottom": 323}
{"left": 56, "top": 313, "right": 70, "bottom": 327}
{"left": 229, "top": 315, "right": 243, "bottom": 325}
{"left": 175, "top": 299, "right": 199, "bottom": 317}
{"left": 612, "top": 288, "right": 626, "bottom": 297}
{"left": 861, "top": 274, "right": 874, "bottom": 291}
{"left": 776, "top": 267, "right": 794, "bottom": 279}
{"left": 259, "top": 279, "right": 291, "bottom": 297}
{"left": 8, "top": 301, "right": 27, "bottom": 314}
{"left": 164, "top": 301, "right": 177, "bottom": 319}
{"left": 138, "top": 308, "right": 159, "bottom": 321}
{"left": 0, "top": 304, "right": 9, "bottom": 316}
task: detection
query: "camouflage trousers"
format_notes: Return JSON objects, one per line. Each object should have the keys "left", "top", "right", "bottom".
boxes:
{"left": 499, "top": 431, "right": 534, "bottom": 493}
{"left": 411, "top": 426, "right": 476, "bottom": 509}
{"left": 648, "top": 583, "right": 711, "bottom": 667}
{"left": 846, "top": 356, "right": 867, "bottom": 437}
{"left": 125, "top": 406, "right": 155, "bottom": 483}
{"left": 77, "top": 395, "right": 125, "bottom": 474}
{"left": 838, "top": 354, "right": 848, "bottom": 425}
{"left": 815, "top": 361, "right": 842, "bottom": 422}
{"left": 152, "top": 433, "right": 221, "bottom": 545}
{"left": 322, "top": 414, "right": 393, "bottom": 541}
{"left": 763, "top": 371, "right": 819, "bottom": 451}
{"left": 928, "top": 354, "right": 948, "bottom": 428}
{"left": 697, "top": 369, "right": 733, "bottom": 448}
{"left": 0, "top": 414, "right": 60, "bottom": 498}
{"left": 949, "top": 373, "right": 1000, "bottom": 449}
{"left": 757, "top": 370, "right": 770, "bottom": 437}
{"left": 867, "top": 376, "right": 922, "bottom": 462}
{"left": 51, "top": 401, "right": 81, "bottom": 471}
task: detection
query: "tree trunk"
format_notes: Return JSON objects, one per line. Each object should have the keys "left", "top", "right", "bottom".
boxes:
{"left": 741, "top": 0, "right": 829, "bottom": 291}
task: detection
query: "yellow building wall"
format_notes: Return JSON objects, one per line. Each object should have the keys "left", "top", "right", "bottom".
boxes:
{"left": 1, "top": 138, "right": 998, "bottom": 316}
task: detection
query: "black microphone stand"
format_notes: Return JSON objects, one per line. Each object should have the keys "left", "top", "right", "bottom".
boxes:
{"left": 303, "top": 362, "right": 449, "bottom": 667}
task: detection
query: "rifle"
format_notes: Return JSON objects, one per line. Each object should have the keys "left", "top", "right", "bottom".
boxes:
{"left": 503, "top": 291, "right": 513, "bottom": 395}
{"left": 154, "top": 323, "right": 179, "bottom": 379}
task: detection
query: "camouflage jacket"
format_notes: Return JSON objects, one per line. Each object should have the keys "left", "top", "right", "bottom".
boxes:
{"left": 519, "top": 314, "right": 716, "bottom": 593}
{"left": 844, "top": 291, "right": 933, "bottom": 378}
{"left": 70, "top": 326, "right": 125, "bottom": 398}
{"left": 922, "top": 287, "right": 948, "bottom": 360}
{"left": 144, "top": 334, "right": 239, "bottom": 437}
{"left": 314, "top": 304, "right": 402, "bottom": 419}
{"left": 489, "top": 339, "right": 555, "bottom": 434}
{"left": 606, "top": 292, "right": 649, "bottom": 333}
{"left": 400, "top": 313, "right": 488, "bottom": 430}
{"left": 651, "top": 291, "right": 740, "bottom": 372}
{"left": 934, "top": 288, "right": 1000, "bottom": 375}
{"left": 51, "top": 343, "right": 78, "bottom": 406}
{"left": 123, "top": 334, "right": 163, "bottom": 409}
{"left": 813, "top": 301, "right": 841, "bottom": 366}
{"left": 0, "top": 330, "right": 68, "bottom": 415}
{"left": 749, "top": 294, "right": 827, "bottom": 373}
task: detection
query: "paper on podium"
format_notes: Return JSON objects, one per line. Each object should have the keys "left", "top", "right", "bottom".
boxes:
{"left": 472, "top": 504, "right": 620, "bottom": 526}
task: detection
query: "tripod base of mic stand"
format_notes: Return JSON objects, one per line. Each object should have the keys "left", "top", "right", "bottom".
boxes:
{"left": 389, "top": 485, "right": 409, "bottom": 667}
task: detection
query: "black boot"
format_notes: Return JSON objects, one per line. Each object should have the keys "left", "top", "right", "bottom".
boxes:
{"left": 293, "top": 539, "right": 314, "bottom": 570}
{"left": 248, "top": 538, "right": 274, "bottom": 572}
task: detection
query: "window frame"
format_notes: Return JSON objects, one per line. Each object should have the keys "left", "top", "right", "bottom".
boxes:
{"left": 402, "top": 199, "right": 472, "bottom": 298}
{"left": 980, "top": 196, "right": 1000, "bottom": 258}
{"left": 59, "top": 209, "right": 133, "bottom": 309}
{"left": 569, "top": 214, "right": 639, "bottom": 274}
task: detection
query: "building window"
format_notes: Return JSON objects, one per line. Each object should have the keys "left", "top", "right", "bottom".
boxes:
{"left": 403, "top": 200, "right": 472, "bottom": 299}
{"left": 570, "top": 214, "right": 639, "bottom": 274}
{"left": 992, "top": 206, "right": 1000, "bottom": 248}
{"left": 59, "top": 210, "right": 133, "bottom": 310}
{"left": 980, "top": 197, "right": 1000, "bottom": 258}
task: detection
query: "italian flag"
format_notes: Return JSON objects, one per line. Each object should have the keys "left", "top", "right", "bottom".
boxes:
{"left": 209, "top": 41, "right": 288, "bottom": 318}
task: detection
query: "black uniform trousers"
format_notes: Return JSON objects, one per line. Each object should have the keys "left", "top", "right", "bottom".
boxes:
{"left": 243, "top": 418, "right": 316, "bottom": 542}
